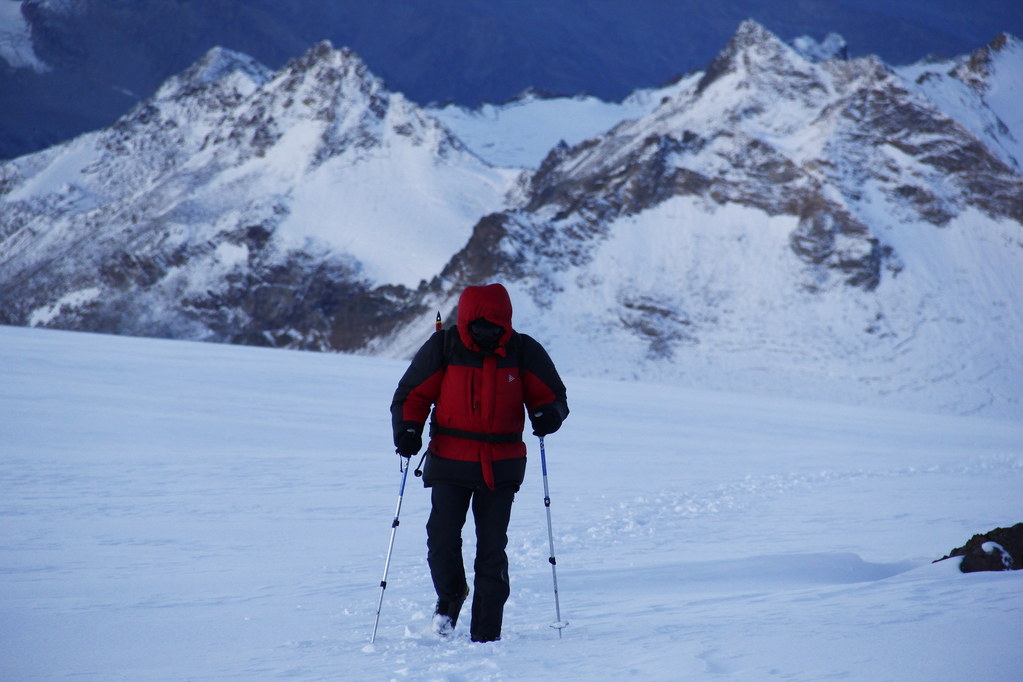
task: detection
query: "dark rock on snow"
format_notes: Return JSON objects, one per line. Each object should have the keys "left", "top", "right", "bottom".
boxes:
{"left": 935, "top": 523, "right": 1023, "bottom": 573}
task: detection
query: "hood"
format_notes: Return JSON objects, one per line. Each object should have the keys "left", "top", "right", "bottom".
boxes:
{"left": 456, "top": 283, "right": 514, "bottom": 355}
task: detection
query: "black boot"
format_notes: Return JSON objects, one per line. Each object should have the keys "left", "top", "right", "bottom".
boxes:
{"left": 432, "top": 583, "right": 469, "bottom": 636}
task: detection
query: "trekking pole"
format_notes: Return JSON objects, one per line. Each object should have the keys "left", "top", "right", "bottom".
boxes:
{"left": 370, "top": 456, "right": 411, "bottom": 643}
{"left": 538, "top": 436, "right": 568, "bottom": 637}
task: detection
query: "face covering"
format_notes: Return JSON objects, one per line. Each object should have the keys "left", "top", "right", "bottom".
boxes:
{"left": 469, "top": 318, "right": 504, "bottom": 352}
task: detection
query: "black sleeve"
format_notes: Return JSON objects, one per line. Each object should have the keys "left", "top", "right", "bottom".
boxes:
{"left": 390, "top": 329, "right": 447, "bottom": 443}
{"left": 519, "top": 334, "right": 569, "bottom": 423}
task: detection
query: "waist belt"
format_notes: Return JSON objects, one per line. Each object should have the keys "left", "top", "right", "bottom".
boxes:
{"left": 432, "top": 425, "right": 523, "bottom": 444}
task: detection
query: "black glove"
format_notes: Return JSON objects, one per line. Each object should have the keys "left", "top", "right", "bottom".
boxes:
{"left": 530, "top": 404, "right": 563, "bottom": 437}
{"left": 394, "top": 422, "right": 423, "bottom": 457}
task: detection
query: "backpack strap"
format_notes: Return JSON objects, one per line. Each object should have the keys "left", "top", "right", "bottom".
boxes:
{"left": 442, "top": 326, "right": 459, "bottom": 365}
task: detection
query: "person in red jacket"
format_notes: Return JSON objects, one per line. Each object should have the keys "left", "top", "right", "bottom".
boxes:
{"left": 391, "top": 283, "right": 569, "bottom": 643}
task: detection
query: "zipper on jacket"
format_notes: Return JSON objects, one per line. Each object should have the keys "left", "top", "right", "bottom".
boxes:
{"left": 482, "top": 354, "right": 497, "bottom": 427}
{"left": 470, "top": 367, "right": 479, "bottom": 414}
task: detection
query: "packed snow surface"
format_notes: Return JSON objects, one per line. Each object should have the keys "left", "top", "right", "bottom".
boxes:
{"left": 2, "top": 325, "right": 1021, "bottom": 680}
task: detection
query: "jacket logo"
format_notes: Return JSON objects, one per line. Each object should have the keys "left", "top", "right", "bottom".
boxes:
{"left": 507, "top": 374, "right": 516, "bottom": 383}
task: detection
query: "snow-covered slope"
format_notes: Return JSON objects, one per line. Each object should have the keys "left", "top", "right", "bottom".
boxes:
{"left": 427, "top": 79, "right": 695, "bottom": 169}
{"left": 896, "top": 33, "right": 1023, "bottom": 172}
{"left": 2, "top": 325, "right": 1021, "bottom": 680}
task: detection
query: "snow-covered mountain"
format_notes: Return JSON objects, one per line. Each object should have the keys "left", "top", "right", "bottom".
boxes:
{"left": 0, "top": 41, "right": 517, "bottom": 349}
{"left": 2, "top": 22, "right": 1021, "bottom": 418}
{"left": 383, "top": 23, "right": 1023, "bottom": 418}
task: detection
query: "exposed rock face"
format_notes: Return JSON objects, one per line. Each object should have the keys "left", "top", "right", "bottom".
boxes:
{"left": 936, "top": 523, "right": 1023, "bottom": 573}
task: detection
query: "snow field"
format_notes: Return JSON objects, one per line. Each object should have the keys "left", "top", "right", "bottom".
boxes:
{"left": 1, "top": 325, "right": 1021, "bottom": 680}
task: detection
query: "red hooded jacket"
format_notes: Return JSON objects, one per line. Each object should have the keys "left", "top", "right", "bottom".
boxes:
{"left": 391, "top": 284, "right": 568, "bottom": 490}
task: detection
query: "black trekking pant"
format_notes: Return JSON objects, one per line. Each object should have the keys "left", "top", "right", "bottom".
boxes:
{"left": 426, "top": 481, "right": 515, "bottom": 642}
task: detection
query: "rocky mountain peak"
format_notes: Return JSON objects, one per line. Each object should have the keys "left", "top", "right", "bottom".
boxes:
{"left": 696, "top": 19, "right": 816, "bottom": 94}
{"left": 162, "top": 46, "right": 273, "bottom": 95}
{"left": 953, "top": 32, "right": 1020, "bottom": 92}
{"left": 117, "top": 47, "right": 272, "bottom": 145}
{"left": 731, "top": 18, "right": 779, "bottom": 52}
{"left": 194, "top": 39, "right": 464, "bottom": 170}
{"left": 273, "top": 40, "right": 381, "bottom": 104}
